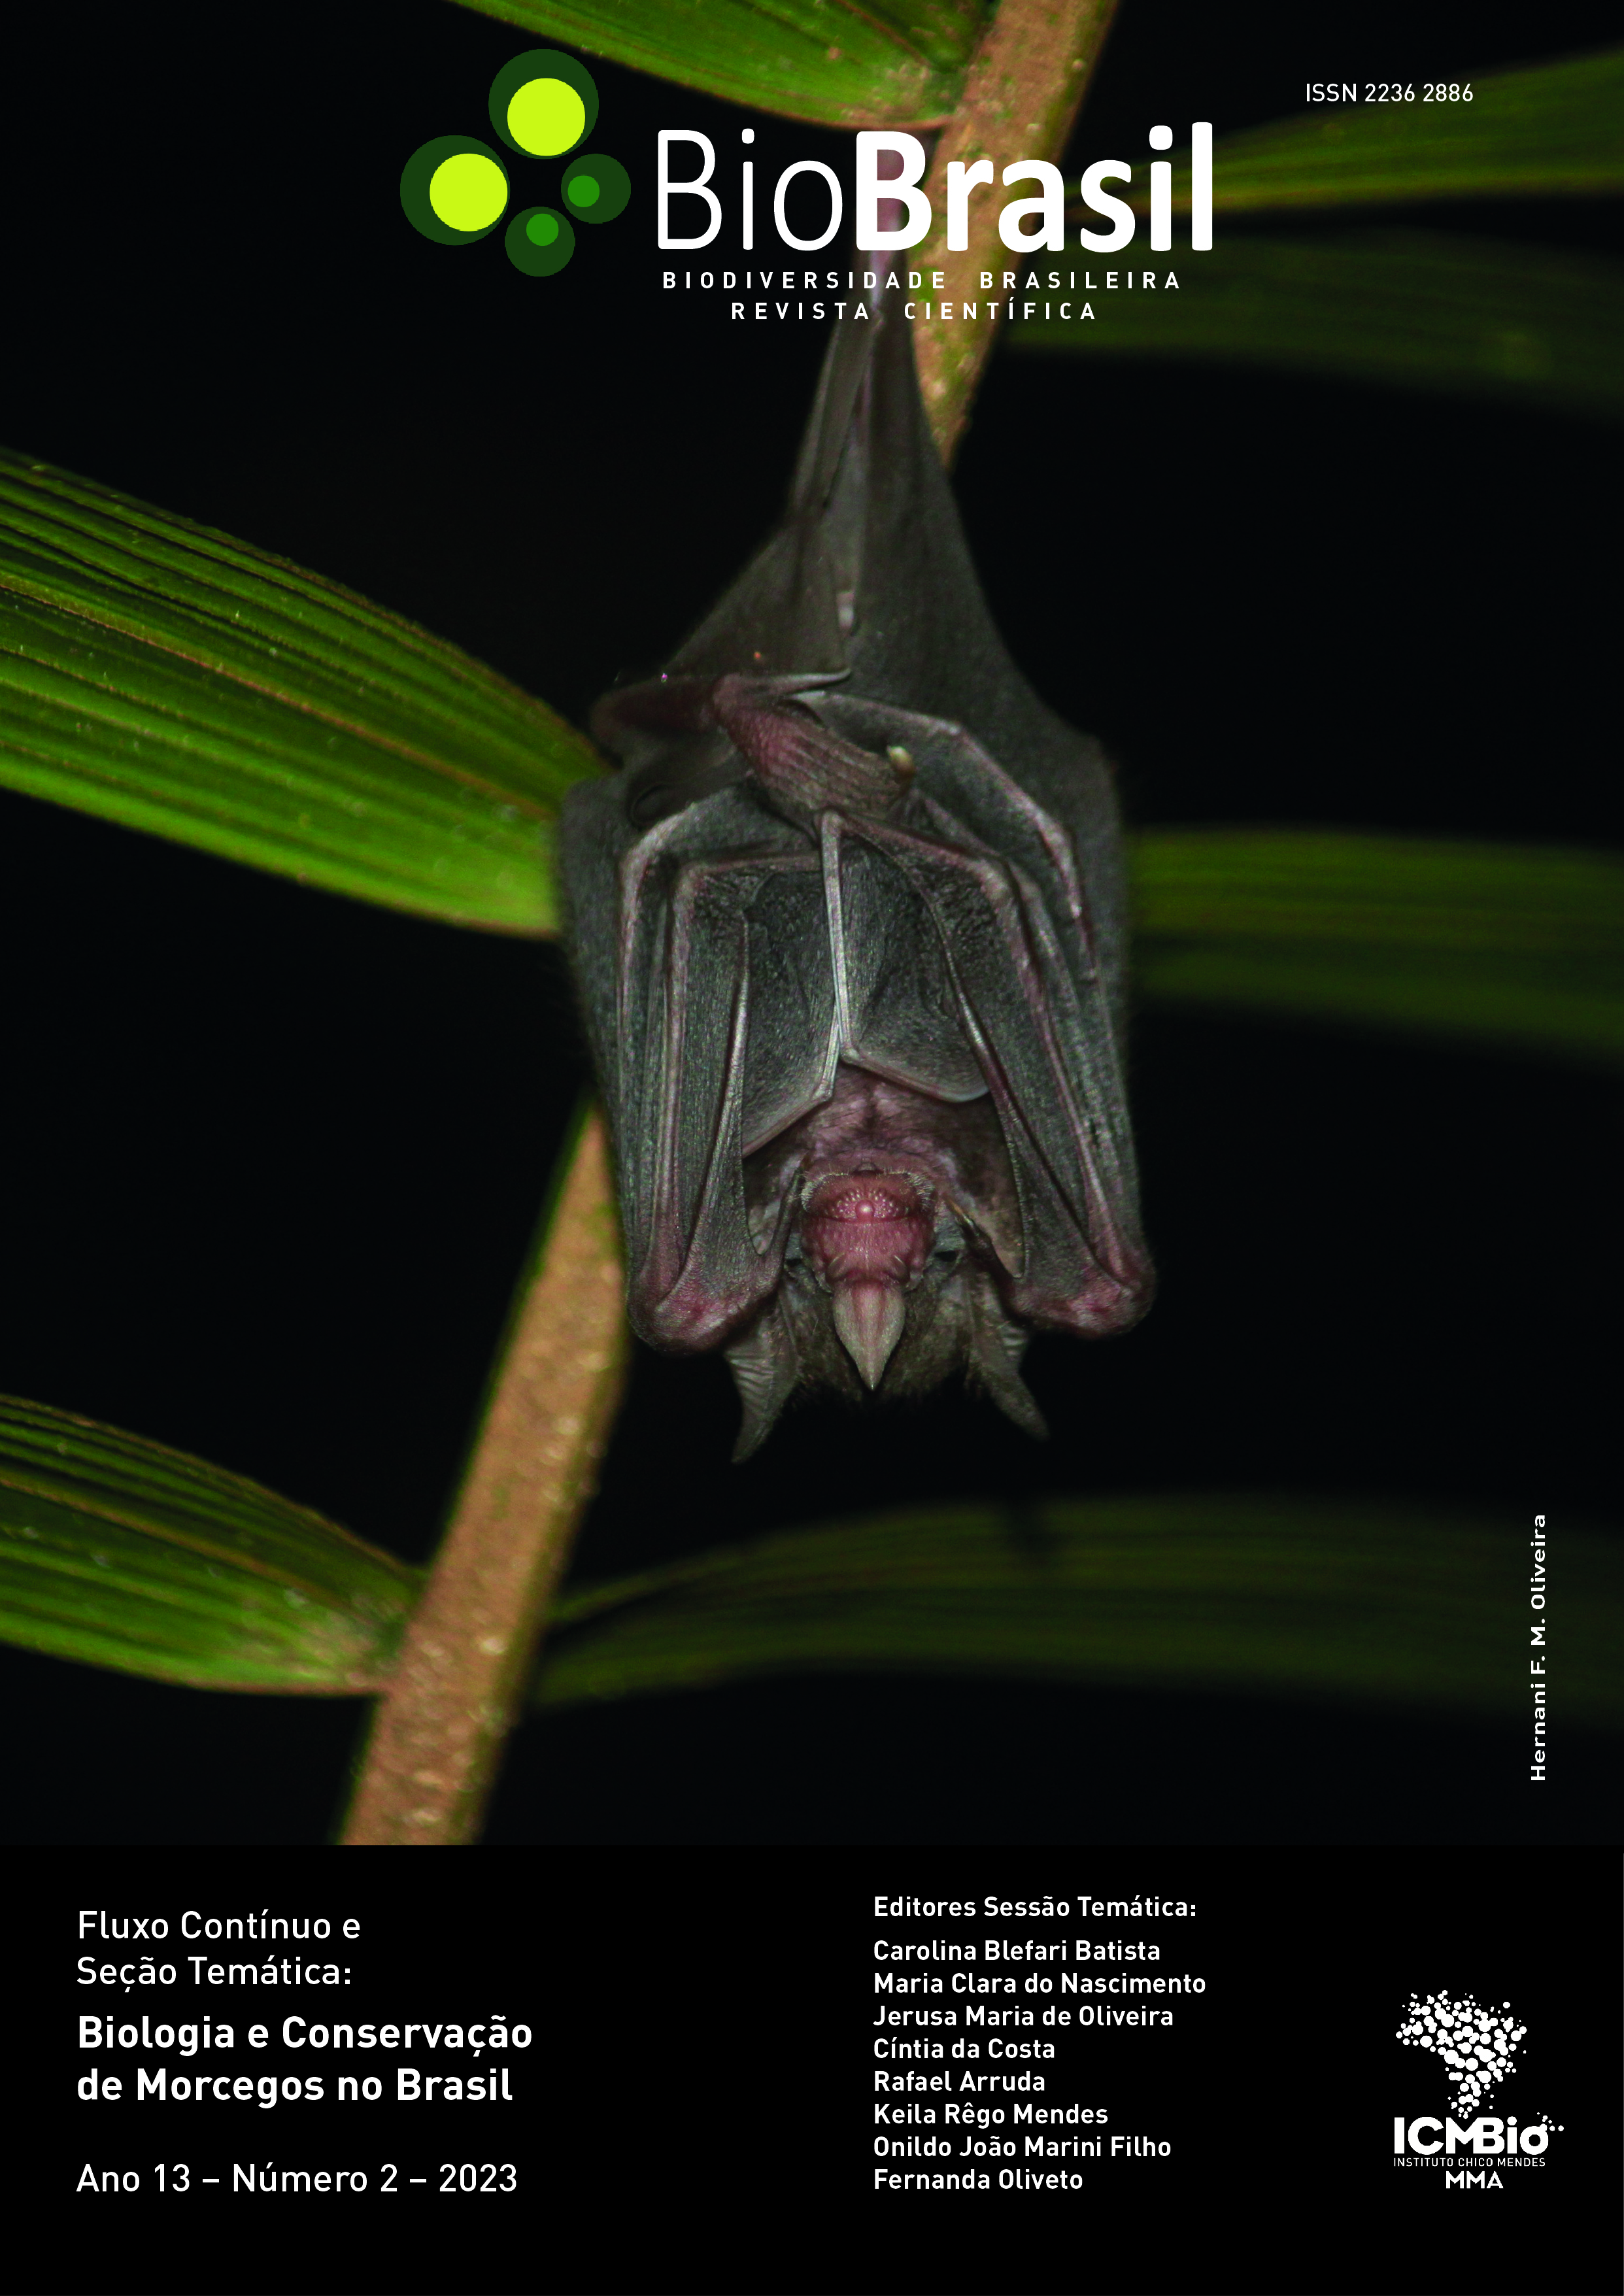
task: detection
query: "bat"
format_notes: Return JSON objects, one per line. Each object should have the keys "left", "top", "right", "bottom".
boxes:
{"left": 561, "top": 284, "right": 1153, "bottom": 1457}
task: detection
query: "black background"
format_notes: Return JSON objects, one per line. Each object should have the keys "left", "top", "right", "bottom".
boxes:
{"left": 19, "top": 1848, "right": 1621, "bottom": 2295}
{"left": 0, "top": 1, "right": 1620, "bottom": 1844}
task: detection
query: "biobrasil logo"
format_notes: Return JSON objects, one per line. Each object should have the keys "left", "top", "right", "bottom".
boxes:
{"left": 1393, "top": 1991, "right": 1562, "bottom": 2187}
{"left": 401, "top": 50, "right": 629, "bottom": 276}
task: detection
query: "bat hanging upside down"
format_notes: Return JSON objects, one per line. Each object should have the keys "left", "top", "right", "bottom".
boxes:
{"left": 562, "top": 286, "right": 1153, "bottom": 1457}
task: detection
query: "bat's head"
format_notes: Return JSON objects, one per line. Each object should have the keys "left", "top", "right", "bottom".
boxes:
{"left": 722, "top": 1075, "right": 1056, "bottom": 1460}
{"left": 798, "top": 1167, "right": 936, "bottom": 1386}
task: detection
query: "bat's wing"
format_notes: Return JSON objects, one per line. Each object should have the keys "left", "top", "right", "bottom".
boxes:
{"left": 583, "top": 750, "right": 1145, "bottom": 1354}
{"left": 652, "top": 282, "right": 1133, "bottom": 1005}
{"left": 563, "top": 278, "right": 1152, "bottom": 1434}
{"left": 664, "top": 281, "right": 1020, "bottom": 712}
{"left": 828, "top": 790, "right": 1147, "bottom": 1335}
{"left": 599, "top": 788, "right": 834, "bottom": 1347}
{"left": 666, "top": 282, "right": 880, "bottom": 682}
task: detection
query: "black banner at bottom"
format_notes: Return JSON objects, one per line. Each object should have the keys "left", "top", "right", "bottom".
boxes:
{"left": 19, "top": 1848, "right": 1619, "bottom": 2295}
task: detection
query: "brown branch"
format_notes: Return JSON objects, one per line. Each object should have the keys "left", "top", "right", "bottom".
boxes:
{"left": 339, "top": 1107, "right": 626, "bottom": 1846}
{"left": 913, "top": 0, "right": 1122, "bottom": 462}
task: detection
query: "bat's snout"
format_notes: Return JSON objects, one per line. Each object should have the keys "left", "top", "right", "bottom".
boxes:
{"left": 800, "top": 1171, "right": 934, "bottom": 1283}
{"left": 800, "top": 1170, "right": 936, "bottom": 1390}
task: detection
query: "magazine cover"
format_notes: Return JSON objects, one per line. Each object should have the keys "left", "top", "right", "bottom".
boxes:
{"left": 2, "top": 1, "right": 1619, "bottom": 2290}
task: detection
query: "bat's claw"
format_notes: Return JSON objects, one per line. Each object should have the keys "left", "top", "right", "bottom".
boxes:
{"left": 711, "top": 675, "right": 905, "bottom": 826}
{"left": 725, "top": 1306, "right": 800, "bottom": 1462}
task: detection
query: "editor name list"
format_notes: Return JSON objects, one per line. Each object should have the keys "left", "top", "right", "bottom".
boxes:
{"left": 871, "top": 1891, "right": 1204, "bottom": 2190}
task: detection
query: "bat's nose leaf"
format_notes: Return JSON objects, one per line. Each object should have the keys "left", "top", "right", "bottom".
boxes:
{"left": 832, "top": 1279, "right": 907, "bottom": 1389}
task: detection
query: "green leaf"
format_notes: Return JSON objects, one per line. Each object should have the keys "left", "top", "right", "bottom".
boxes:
{"left": 452, "top": 0, "right": 979, "bottom": 126}
{"left": 1130, "top": 831, "right": 1624, "bottom": 1067}
{"left": 0, "top": 1396, "right": 420, "bottom": 1691}
{"left": 537, "top": 1496, "right": 1622, "bottom": 1725}
{"left": 1155, "top": 47, "right": 1624, "bottom": 214}
{"left": 7, "top": 472, "right": 1620, "bottom": 1094}
{"left": 1009, "top": 232, "right": 1624, "bottom": 421}
{"left": 0, "top": 451, "right": 600, "bottom": 934}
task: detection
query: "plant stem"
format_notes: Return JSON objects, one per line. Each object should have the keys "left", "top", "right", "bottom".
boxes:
{"left": 339, "top": 1106, "right": 627, "bottom": 1845}
{"left": 913, "top": 0, "right": 1122, "bottom": 462}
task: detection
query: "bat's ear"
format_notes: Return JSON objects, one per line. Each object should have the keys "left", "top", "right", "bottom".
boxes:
{"left": 725, "top": 1306, "right": 801, "bottom": 1462}
{"left": 970, "top": 1303, "right": 1048, "bottom": 1440}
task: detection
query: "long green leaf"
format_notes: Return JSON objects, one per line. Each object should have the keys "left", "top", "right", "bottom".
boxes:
{"left": 0, "top": 452, "right": 600, "bottom": 934}
{"left": 537, "top": 1496, "right": 1622, "bottom": 1723}
{"left": 0, "top": 1396, "right": 420, "bottom": 1691}
{"left": 1008, "top": 232, "right": 1624, "bottom": 421}
{"left": 1132, "top": 831, "right": 1624, "bottom": 1066}
{"left": 453, "top": 0, "right": 979, "bottom": 126}
{"left": 1148, "top": 47, "right": 1624, "bottom": 214}
{"left": 5, "top": 455, "right": 1619, "bottom": 1075}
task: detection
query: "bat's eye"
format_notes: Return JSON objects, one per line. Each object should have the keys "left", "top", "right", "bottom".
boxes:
{"left": 928, "top": 1243, "right": 963, "bottom": 1272}
{"left": 628, "top": 785, "right": 670, "bottom": 826}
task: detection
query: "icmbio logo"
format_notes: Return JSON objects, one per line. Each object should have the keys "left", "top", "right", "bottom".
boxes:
{"left": 1393, "top": 1990, "right": 1562, "bottom": 2188}
{"left": 401, "top": 50, "right": 629, "bottom": 276}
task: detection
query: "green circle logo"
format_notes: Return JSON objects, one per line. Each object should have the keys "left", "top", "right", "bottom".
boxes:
{"left": 428, "top": 150, "right": 508, "bottom": 232}
{"left": 506, "top": 78, "right": 587, "bottom": 157}
{"left": 505, "top": 207, "right": 575, "bottom": 277}
{"left": 562, "top": 154, "right": 630, "bottom": 224}
{"left": 488, "top": 50, "right": 598, "bottom": 157}
{"left": 400, "top": 135, "right": 510, "bottom": 246}
{"left": 402, "top": 51, "right": 624, "bottom": 278}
